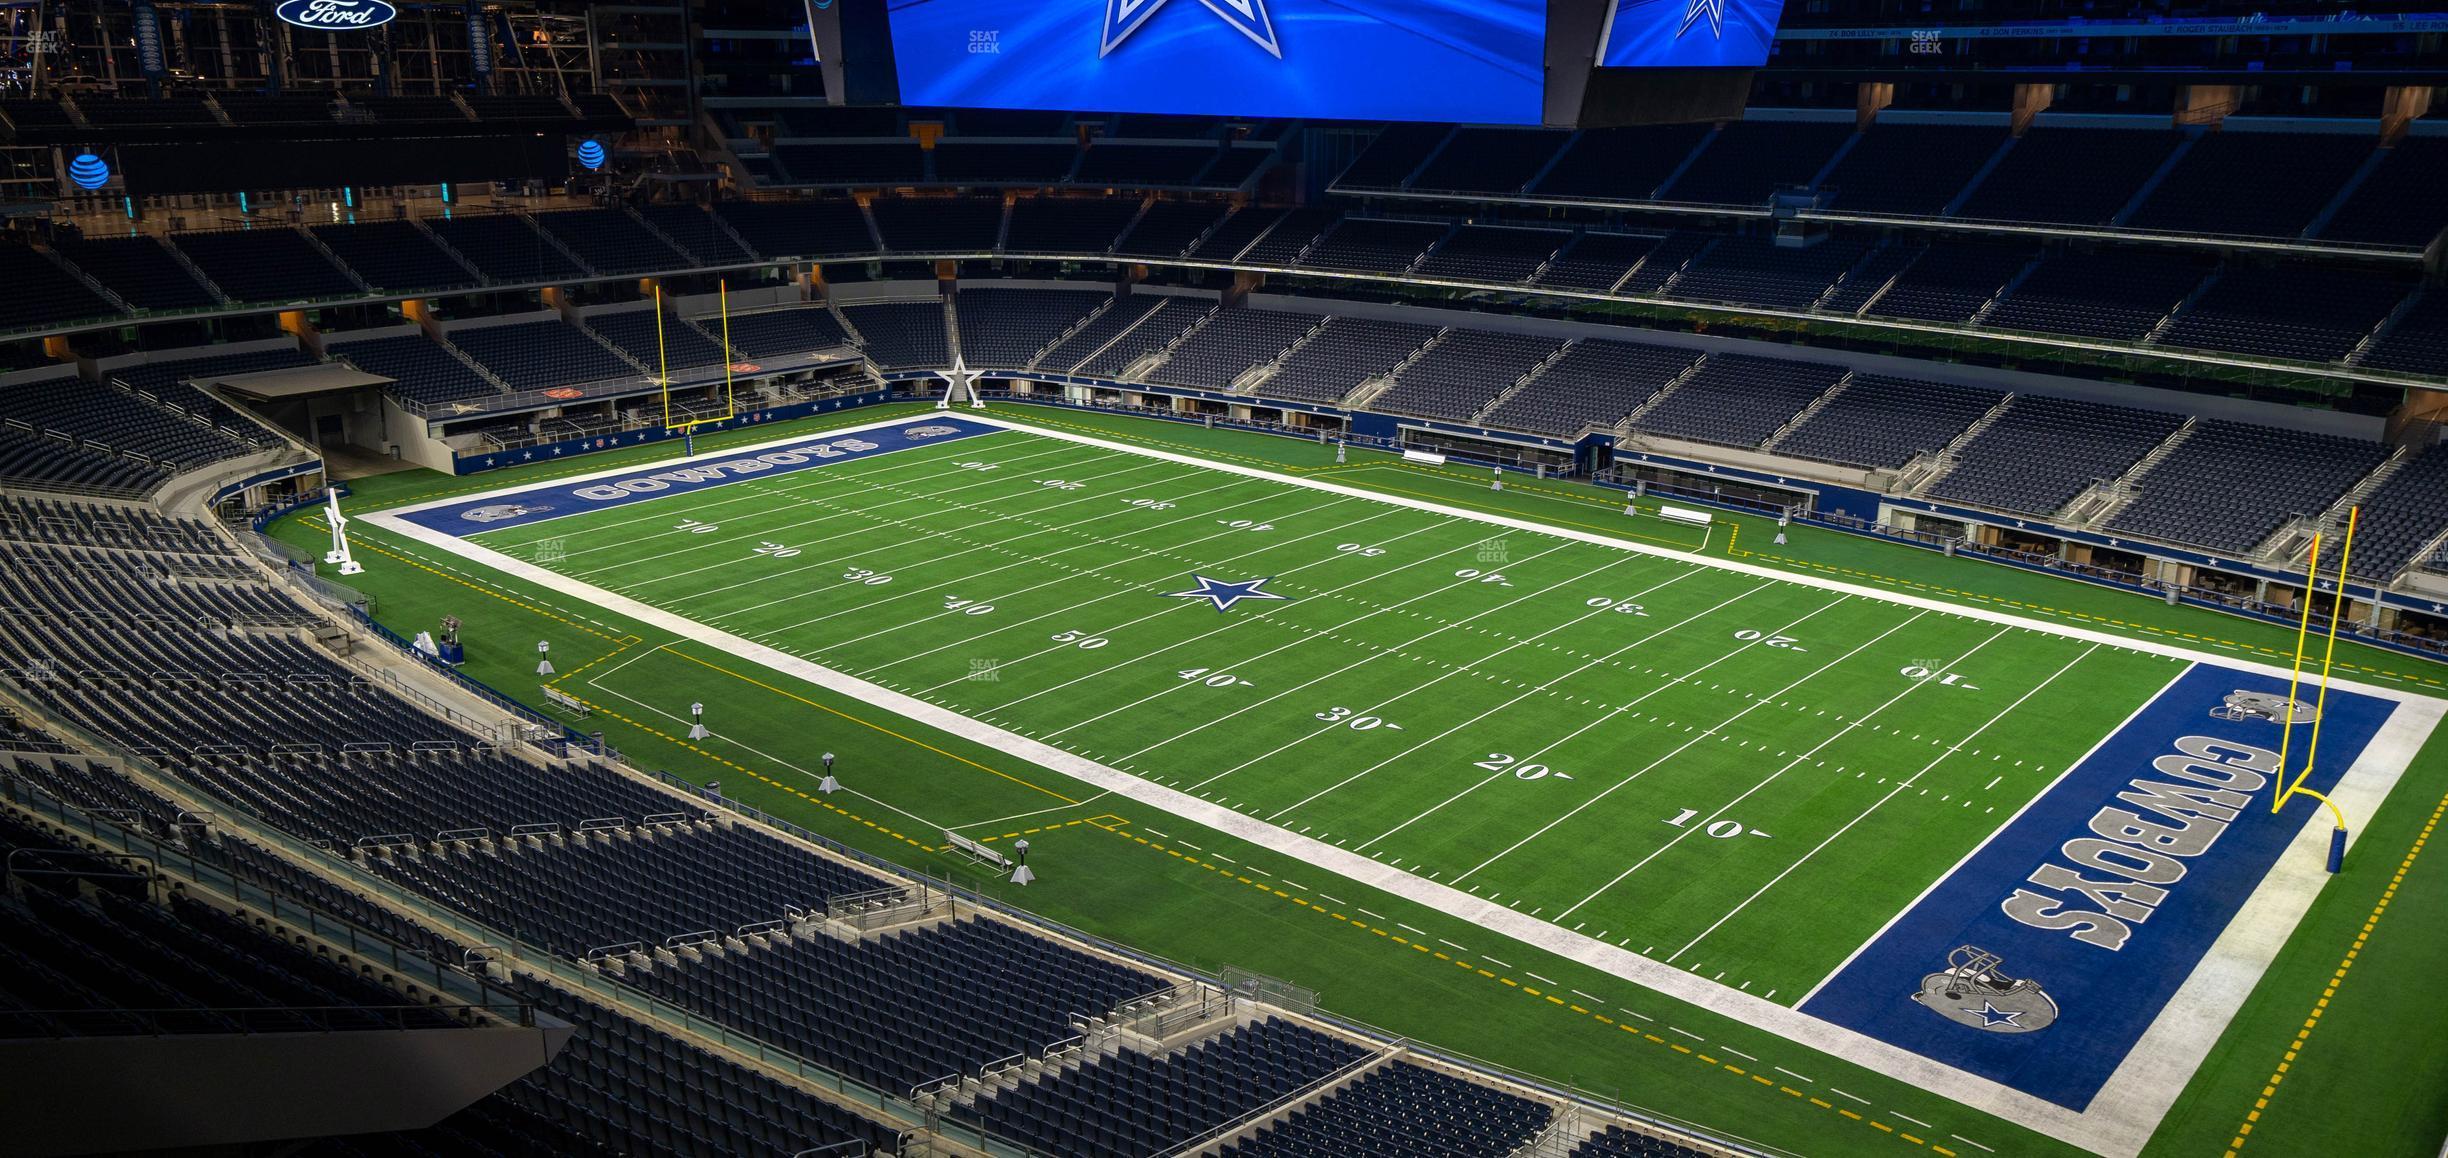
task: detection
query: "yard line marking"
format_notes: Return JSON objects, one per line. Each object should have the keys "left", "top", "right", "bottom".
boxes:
{"left": 557, "top": 439, "right": 1091, "bottom": 569}
{"left": 1114, "top": 543, "right": 1634, "bottom": 760}
{"left": 903, "top": 506, "right": 1455, "bottom": 696}
{"left": 1378, "top": 593, "right": 1889, "bottom": 856}
{"left": 1775, "top": 1067, "right": 1814, "bottom": 1083}
{"left": 1482, "top": 955, "right": 1514, "bottom": 968}
{"left": 1036, "top": 536, "right": 1588, "bottom": 740}
{"left": 859, "top": 500, "right": 1405, "bottom": 678}
{"left": 1831, "top": 1087, "right": 1869, "bottom": 1104}
{"left": 1950, "top": 1135, "right": 1994, "bottom": 1152}
{"left": 1444, "top": 593, "right": 1884, "bottom": 882}
{"left": 1438, "top": 939, "right": 1470, "bottom": 952}
{"left": 562, "top": 438, "right": 1095, "bottom": 579}
{"left": 1187, "top": 564, "right": 1707, "bottom": 794}
{"left": 950, "top": 794, "right": 1112, "bottom": 832}
{"left": 1525, "top": 971, "right": 1558, "bottom": 985}
{"left": 1669, "top": 643, "right": 2101, "bottom": 963}
{"left": 762, "top": 470, "right": 1325, "bottom": 642}
{"left": 486, "top": 431, "right": 1036, "bottom": 552}
{"left": 1266, "top": 572, "right": 1753, "bottom": 821}
{"left": 1894, "top": 1112, "right": 1931, "bottom": 1129}
{"left": 1669, "top": 1026, "right": 1703, "bottom": 1040}
{"left": 659, "top": 450, "right": 1184, "bottom": 609}
{"left": 963, "top": 514, "right": 1476, "bottom": 710}
{"left": 371, "top": 410, "right": 2447, "bottom": 1158}
{"left": 1556, "top": 612, "right": 1987, "bottom": 919}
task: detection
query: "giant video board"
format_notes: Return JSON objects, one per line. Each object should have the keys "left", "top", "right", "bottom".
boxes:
{"left": 1598, "top": 0, "right": 1787, "bottom": 69}
{"left": 885, "top": 0, "right": 1549, "bottom": 125}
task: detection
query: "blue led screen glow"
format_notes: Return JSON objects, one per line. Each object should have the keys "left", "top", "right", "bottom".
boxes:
{"left": 1600, "top": 0, "right": 1787, "bottom": 68}
{"left": 68, "top": 153, "right": 110, "bottom": 191}
{"left": 885, "top": 0, "right": 1548, "bottom": 125}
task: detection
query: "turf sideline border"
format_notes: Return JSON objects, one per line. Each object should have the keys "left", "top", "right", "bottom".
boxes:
{"left": 363, "top": 409, "right": 2447, "bottom": 1157}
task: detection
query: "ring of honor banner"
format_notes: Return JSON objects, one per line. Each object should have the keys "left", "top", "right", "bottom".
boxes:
{"left": 133, "top": 0, "right": 169, "bottom": 78}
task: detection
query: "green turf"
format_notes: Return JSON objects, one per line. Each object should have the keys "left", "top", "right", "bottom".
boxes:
{"left": 462, "top": 419, "right": 2197, "bottom": 1004}
{"left": 273, "top": 401, "right": 2448, "bottom": 1158}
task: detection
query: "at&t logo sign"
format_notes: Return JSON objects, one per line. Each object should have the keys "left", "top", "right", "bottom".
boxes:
{"left": 276, "top": 0, "right": 399, "bottom": 30}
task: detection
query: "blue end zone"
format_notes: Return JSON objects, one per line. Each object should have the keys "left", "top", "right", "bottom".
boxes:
{"left": 1800, "top": 663, "right": 2398, "bottom": 1110}
{"left": 390, "top": 417, "right": 1003, "bottom": 537}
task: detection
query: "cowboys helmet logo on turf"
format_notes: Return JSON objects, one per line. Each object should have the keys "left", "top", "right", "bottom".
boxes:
{"left": 460, "top": 502, "right": 551, "bottom": 524}
{"left": 902, "top": 425, "right": 963, "bottom": 439}
{"left": 2209, "top": 690, "right": 2317, "bottom": 725}
{"left": 1913, "top": 945, "right": 2058, "bottom": 1034}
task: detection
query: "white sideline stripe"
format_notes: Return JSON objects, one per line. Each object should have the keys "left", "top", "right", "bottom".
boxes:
{"left": 368, "top": 410, "right": 2447, "bottom": 1158}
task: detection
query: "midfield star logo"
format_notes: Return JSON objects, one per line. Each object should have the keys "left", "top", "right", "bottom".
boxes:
{"left": 1101, "top": 0, "right": 1281, "bottom": 58}
{"left": 1163, "top": 574, "right": 1289, "bottom": 612}
{"left": 1678, "top": 0, "right": 1729, "bottom": 39}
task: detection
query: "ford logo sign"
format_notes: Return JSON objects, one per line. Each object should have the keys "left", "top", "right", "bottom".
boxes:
{"left": 275, "top": 0, "right": 399, "bottom": 30}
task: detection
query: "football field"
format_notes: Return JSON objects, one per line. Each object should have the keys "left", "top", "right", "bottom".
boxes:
{"left": 368, "top": 411, "right": 2442, "bottom": 1153}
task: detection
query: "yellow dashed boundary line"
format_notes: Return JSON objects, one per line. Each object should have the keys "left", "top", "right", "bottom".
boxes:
{"left": 943, "top": 814, "right": 1125, "bottom": 848}
{"left": 1101, "top": 822, "right": 1952, "bottom": 1151}
{"left": 653, "top": 644, "right": 1081, "bottom": 805}
{"left": 548, "top": 636, "right": 645, "bottom": 688}
{"left": 2225, "top": 787, "right": 2448, "bottom": 1157}
{"left": 551, "top": 686, "right": 938, "bottom": 852}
